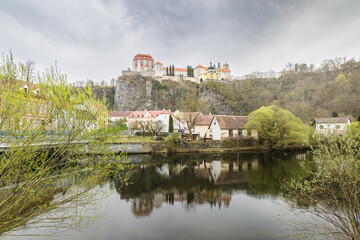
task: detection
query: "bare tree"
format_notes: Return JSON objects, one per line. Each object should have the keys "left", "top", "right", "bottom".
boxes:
{"left": 25, "top": 59, "right": 35, "bottom": 83}
{"left": 145, "top": 120, "right": 165, "bottom": 136}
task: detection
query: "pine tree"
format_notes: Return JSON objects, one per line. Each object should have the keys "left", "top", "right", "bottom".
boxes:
{"left": 166, "top": 67, "right": 169, "bottom": 76}
{"left": 332, "top": 111, "right": 339, "bottom": 117}
{"left": 169, "top": 115, "right": 174, "bottom": 133}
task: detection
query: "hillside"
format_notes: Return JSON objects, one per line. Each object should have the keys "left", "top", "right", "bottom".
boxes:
{"left": 107, "top": 64, "right": 360, "bottom": 121}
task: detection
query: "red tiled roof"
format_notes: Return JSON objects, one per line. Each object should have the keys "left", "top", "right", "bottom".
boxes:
{"left": 174, "top": 68, "right": 186, "bottom": 72}
{"left": 155, "top": 61, "right": 162, "bottom": 65}
{"left": 221, "top": 69, "right": 231, "bottom": 72}
{"left": 195, "top": 65, "right": 204, "bottom": 68}
{"left": 130, "top": 110, "right": 172, "bottom": 118}
{"left": 133, "top": 54, "right": 154, "bottom": 61}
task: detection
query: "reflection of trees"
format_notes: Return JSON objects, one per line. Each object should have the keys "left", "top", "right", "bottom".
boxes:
{"left": 113, "top": 152, "right": 312, "bottom": 217}
{"left": 244, "top": 152, "right": 313, "bottom": 196}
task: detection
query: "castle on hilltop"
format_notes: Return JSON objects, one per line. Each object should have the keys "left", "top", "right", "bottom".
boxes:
{"left": 122, "top": 53, "right": 232, "bottom": 83}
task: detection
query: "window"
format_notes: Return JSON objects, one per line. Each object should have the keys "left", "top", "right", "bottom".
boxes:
{"left": 238, "top": 129, "right": 242, "bottom": 136}
{"left": 214, "top": 122, "right": 216, "bottom": 125}
{"left": 336, "top": 125, "right": 341, "bottom": 129}
{"left": 229, "top": 129, "right": 233, "bottom": 137}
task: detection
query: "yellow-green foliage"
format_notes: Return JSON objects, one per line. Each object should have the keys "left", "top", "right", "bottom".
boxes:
{"left": 0, "top": 53, "right": 131, "bottom": 237}
{"left": 346, "top": 121, "right": 360, "bottom": 140}
{"left": 283, "top": 134, "right": 360, "bottom": 239}
{"left": 245, "top": 105, "right": 311, "bottom": 148}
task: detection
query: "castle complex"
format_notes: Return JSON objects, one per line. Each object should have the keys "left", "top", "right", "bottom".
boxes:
{"left": 122, "top": 53, "right": 232, "bottom": 83}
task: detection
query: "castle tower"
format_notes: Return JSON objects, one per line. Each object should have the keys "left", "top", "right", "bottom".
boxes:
{"left": 216, "top": 62, "right": 221, "bottom": 73}
{"left": 132, "top": 54, "right": 154, "bottom": 72}
{"left": 223, "top": 63, "right": 229, "bottom": 70}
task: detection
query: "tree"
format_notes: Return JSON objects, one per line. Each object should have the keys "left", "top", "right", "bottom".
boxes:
{"left": 145, "top": 120, "right": 165, "bottom": 136}
{"left": 283, "top": 134, "right": 360, "bottom": 239}
{"left": 0, "top": 52, "right": 130, "bottom": 237}
{"left": 25, "top": 59, "right": 35, "bottom": 83}
{"left": 169, "top": 115, "right": 174, "bottom": 133}
{"left": 332, "top": 111, "right": 339, "bottom": 117}
{"left": 166, "top": 67, "right": 169, "bottom": 76}
{"left": 110, "top": 78, "right": 116, "bottom": 87}
{"left": 244, "top": 105, "right": 311, "bottom": 148}
{"left": 181, "top": 91, "right": 206, "bottom": 141}
{"left": 357, "top": 115, "right": 360, "bottom": 122}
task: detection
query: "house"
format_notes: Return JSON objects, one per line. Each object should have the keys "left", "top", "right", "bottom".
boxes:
{"left": 208, "top": 115, "right": 258, "bottom": 140}
{"left": 194, "top": 114, "right": 213, "bottom": 138}
{"left": 110, "top": 110, "right": 132, "bottom": 126}
{"left": 315, "top": 117, "right": 351, "bottom": 135}
{"left": 128, "top": 110, "right": 184, "bottom": 133}
{"left": 0, "top": 78, "right": 52, "bottom": 130}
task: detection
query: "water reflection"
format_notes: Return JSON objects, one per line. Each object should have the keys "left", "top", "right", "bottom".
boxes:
{"left": 115, "top": 152, "right": 312, "bottom": 218}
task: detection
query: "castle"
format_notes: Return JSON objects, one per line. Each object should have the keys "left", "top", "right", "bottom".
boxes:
{"left": 122, "top": 53, "right": 232, "bottom": 83}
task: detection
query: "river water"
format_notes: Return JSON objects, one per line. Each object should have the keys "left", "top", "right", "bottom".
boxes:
{"left": 10, "top": 152, "right": 314, "bottom": 240}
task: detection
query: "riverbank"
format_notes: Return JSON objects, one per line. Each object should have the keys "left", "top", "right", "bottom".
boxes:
{"left": 105, "top": 138, "right": 311, "bottom": 155}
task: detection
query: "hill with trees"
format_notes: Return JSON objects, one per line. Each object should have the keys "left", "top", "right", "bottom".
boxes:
{"left": 97, "top": 57, "right": 360, "bottom": 121}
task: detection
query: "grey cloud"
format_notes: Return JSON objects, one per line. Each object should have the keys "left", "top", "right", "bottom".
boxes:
{"left": 0, "top": 0, "right": 359, "bottom": 82}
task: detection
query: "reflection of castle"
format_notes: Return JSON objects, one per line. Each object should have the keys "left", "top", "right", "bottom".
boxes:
{"left": 119, "top": 158, "right": 259, "bottom": 218}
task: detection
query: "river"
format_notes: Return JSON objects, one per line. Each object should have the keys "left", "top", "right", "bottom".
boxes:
{"left": 8, "top": 151, "right": 314, "bottom": 240}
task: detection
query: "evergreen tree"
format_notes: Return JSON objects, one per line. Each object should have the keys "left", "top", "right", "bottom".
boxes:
{"left": 169, "top": 115, "right": 174, "bottom": 133}
{"left": 166, "top": 67, "right": 169, "bottom": 76}
{"left": 357, "top": 115, "right": 360, "bottom": 122}
{"left": 332, "top": 111, "right": 339, "bottom": 117}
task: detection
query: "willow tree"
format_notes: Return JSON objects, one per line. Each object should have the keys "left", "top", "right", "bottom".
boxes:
{"left": 244, "top": 105, "right": 312, "bottom": 148}
{"left": 0, "top": 53, "right": 131, "bottom": 237}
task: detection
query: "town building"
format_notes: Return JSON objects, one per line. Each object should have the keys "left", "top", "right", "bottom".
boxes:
{"left": 128, "top": 110, "right": 185, "bottom": 134}
{"left": 208, "top": 115, "right": 258, "bottom": 140}
{"left": 315, "top": 117, "right": 351, "bottom": 135}
{"left": 110, "top": 110, "right": 132, "bottom": 126}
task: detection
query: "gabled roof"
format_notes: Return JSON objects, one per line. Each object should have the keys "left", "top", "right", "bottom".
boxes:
{"left": 315, "top": 117, "right": 351, "bottom": 124}
{"left": 221, "top": 69, "right": 231, "bottom": 72}
{"left": 195, "top": 65, "right": 205, "bottom": 69}
{"left": 174, "top": 68, "right": 186, "bottom": 72}
{"left": 195, "top": 115, "right": 213, "bottom": 126}
{"left": 155, "top": 61, "right": 162, "bottom": 65}
{"left": 212, "top": 115, "right": 248, "bottom": 129}
{"left": 112, "top": 110, "right": 132, "bottom": 118}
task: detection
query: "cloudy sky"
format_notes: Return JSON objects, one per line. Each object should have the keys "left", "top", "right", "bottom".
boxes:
{"left": 1, "top": 0, "right": 360, "bottom": 83}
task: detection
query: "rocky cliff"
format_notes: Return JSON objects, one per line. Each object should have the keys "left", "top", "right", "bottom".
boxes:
{"left": 114, "top": 74, "right": 231, "bottom": 114}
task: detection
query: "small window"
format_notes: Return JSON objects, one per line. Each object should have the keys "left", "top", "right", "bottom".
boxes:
{"left": 214, "top": 122, "right": 216, "bottom": 125}
{"left": 229, "top": 129, "right": 233, "bottom": 137}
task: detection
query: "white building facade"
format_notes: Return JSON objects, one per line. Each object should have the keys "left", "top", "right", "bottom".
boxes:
{"left": 315, "top": 117, "right": 351, "bottom": 135}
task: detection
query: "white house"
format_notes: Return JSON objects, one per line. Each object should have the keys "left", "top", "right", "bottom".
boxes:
{"left": 315, "top": 117, "right": 351, "bottom": 135}
{"left": 155, "top": 112, "right": 185, "bottom": 133}
{"left": 209, "top": 115, "right": 258, "bottom": 140}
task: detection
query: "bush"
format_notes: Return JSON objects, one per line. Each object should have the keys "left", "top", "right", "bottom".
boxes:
{"left": 165, "top": 132, "right": 179, "bottom": 151}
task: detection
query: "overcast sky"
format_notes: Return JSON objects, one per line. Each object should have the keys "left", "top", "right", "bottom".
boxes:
{"left": 1, "top": 0, "right": 360, "bottom": 83}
